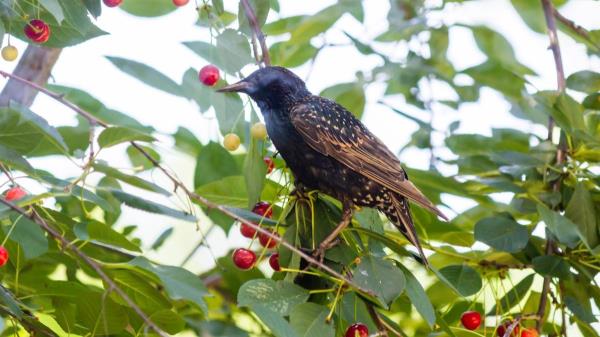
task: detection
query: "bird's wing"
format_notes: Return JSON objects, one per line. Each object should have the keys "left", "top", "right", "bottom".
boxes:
{"left": 290, "top": 97, "right": 447, "bottom": 220}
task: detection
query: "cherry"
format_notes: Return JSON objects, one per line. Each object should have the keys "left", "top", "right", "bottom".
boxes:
{"left": 460, "top": 311, "right": 482, "bottom": 330}
{"left": 24, "top": 19, "right": 50, "bottom": 44}
{"left": 250, "top": 122, "right": 267, "bottom": 140}
{"left": 103, "top": 0, "right": 123, "bottom": 7}
{"left": 199, "top": 65, "right": 220, "bottom": 86}
{"left": 520, "top": 329, "right": 538, "bottom": 337}
{"left": 4, "top": 187, "right": 26, "bottom": 201}
{"left": 173, "top": 0, "right": 189, "bottom": 6}
{"left": 0, "top": 247, "right": 8, "bottom": 267}
{"left": 240, "top": 222, "right": 257, "bottom": 238}
{"left": 269, "top": 253, "right": 281, "bottom": 271}
{"left": 258, "top": 229, "right": 278, "bottom": 248}
{"left": 232, "top": 248, "right": 256, "bottom": 270}
{"left": 345, "top": 323, "right": 368, "bottom": 337}
{"left": 252, "top": 201, "right": 273, "bottom": 218}
{"left": 264, "top": 157, "right": 274, "bottom": 174}
{"left": 497, "top": 321, "right": 520, "bottom": 337}
{"left": 2, "top": 45, "right": 18, "bottom": 61}
{"left": 223, "top": 133, "right": 240, "bottom": 151}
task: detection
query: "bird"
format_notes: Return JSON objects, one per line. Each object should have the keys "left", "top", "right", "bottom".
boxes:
{"left": 218, "top": 66, "right": 447, "bottom": 265}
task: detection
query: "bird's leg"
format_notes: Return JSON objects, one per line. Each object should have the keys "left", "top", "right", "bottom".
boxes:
{"left": 312, "top": 200, "right": 354, "bottom": 264}
{"left": 290, "top": 182, "right": 309, "bottom": 200}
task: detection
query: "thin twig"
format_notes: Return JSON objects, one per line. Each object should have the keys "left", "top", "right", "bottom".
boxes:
{"left": 0, "top": 69, "right": 375, "bottom": 297}
{"left": 553, "top": 8, "right": 598, "bottom": 51}
{"left": 0, "top": 200, "right": 169, "bottom": 337}
{"left": 0, "top": 163, "right": 17, "bottom": 186}
{"left": 367, "top": 304, "right": 389, "bottom": 337}
{"left": 538, "top": 0, "right": 568, "bottom": 332}
{"left": 240, "top": 0, "right": 271, "bottom": 66}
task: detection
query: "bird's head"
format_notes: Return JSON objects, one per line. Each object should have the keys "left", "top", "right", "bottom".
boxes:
{"left": 217, "top": 66, "right": 310, "bottom": 109}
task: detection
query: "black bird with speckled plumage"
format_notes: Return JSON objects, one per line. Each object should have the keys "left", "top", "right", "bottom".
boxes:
{"left": 218, "top": 66, "right": 447, "bottom": 264}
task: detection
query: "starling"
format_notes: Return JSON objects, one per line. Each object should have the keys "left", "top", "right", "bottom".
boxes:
{"left": 218, "top": 66, "right": 447, "bottom": 264}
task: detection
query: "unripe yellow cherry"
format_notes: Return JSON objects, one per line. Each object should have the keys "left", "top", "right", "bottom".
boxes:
{"left": 250, "top": 122, "right": 267, "bottom": 140}
{"left": 2, "top": 46, "right": 18, "bottom": 62}
{"left": 223, "top": 133, "right": 241, "bottom": 151}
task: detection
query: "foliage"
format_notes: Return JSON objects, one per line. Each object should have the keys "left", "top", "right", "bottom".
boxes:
{"left": 0, "top": 0, "right": 599, "bottom": 337}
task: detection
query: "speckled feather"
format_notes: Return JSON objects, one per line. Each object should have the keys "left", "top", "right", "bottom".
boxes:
{"left": 219, "top": 67, "right": 446, "bottom": 263}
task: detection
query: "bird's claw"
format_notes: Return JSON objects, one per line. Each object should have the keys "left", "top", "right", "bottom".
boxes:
{"left": 310, "top": 239, "right": 340, "bottom": 266}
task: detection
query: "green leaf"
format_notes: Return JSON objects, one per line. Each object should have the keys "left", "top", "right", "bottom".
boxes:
{"left": 488, "top": 274, "right": 534, "bottom": 314}
{"left": 463, "top": 61, "right": 525, "bottom": 99}
{"left": 269, "top": 41, "right": 318, "bottom": 68}
{"left": 352, "top": 255, "right": 405, "bottom": 307}
{"left": 474, "top": 214, "right": 529, "bottom": 253}
{"left": 244, "top": 137, "right": 267, "bottom": 208}
{"left": 82, "top": 0, "right": 101, "bottom": 18}
{"left": 119, "top": 0, "right": 176, "bottom": 17}
{"left": 93, "top": 161, "right": 170, "bottom": 196}
{"left": 533, "top": 256, "right": 571, "bottom": 279}
{"left": 537, "top": 204, "right": 580, "bottom": 248}
{"left": 566, "top": 70, "right": 600, "bottom": 93}
{"left": 250, "top": 304, "right": 299, "bottom": 337}
{"left": 565, "top": 183, "right": 599, "bottom": 249}
{"left": 7, "top": 214, "right": 48, "bottom": 259}
{"left": 238, "top": 0, "right": 270, "bottom": 35}
{"left": 0, "top": 144, "right": 34, "bottom": 174}
{"left": 173, "top": 126, "right": 203, "bottom": 157}
{"left": 199, "top": 321, "right": 249, "bottom": 337}
{"left": 126, "top": 144, "right": 161, "bottom": 171}
{"left": 289, "top": 5, "right": 344, "bottom": 45}
{"left": 565, "top": 296, "right": 597, "bottom": 324}
{"left": 106, "top": 56, "right": 184, "bottom": 96}
{"left": 40, "top": 0, "right": 65, "bottom": 22}
{"left": 151, "top": 227, "right": 174, "bottom": 250}
{"left": 238, "top": 279, "right": 309, "bottom": 316}
{"left": 129, "top": 257, "right": 209, "bottom": 311}
{"left": 0, "top": 286, "right": 24, "bottom": 318}
{"left": 108, "top": 269, "right": 171, "bottom": 313}
{"left": 290, "top": 303, "right": 334, "bottom": 337}
{"left": 216, "top": 29, "right": 254, "bottom": 74}
{"left": 97, "top": 126, "right": 155, "bottom": 148}
{"left": 194, "top": 142, "right": 240, "bottom": 189}
{"left": 435, "top": 265, "right": 482, "bottom": 297}
{"left": 264, "top": 15, "right": 307, "bottom": 35}
{"left": 320, "top": 83, "right": 366, "bottom": 118}
{"left": 36, "top": 170, "right": 114, "bottom": 212}
{"left": 109, "top": 190, "right": 196, "bottom": 222}
{"left": 74, "top": 220, "right": 141, "bottom": 252}
{"left": 148, "top": 310, "right": 186, "bottom": 334}
{"left": 400, "top": 265, "right": 435, "bottom": 327}
{"left": 0, "top": 105, "right": 68, "bottom": 156}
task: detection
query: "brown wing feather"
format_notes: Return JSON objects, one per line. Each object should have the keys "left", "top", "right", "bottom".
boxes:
{"left": 290, "top": 97, "right": 448, "bottom": 220}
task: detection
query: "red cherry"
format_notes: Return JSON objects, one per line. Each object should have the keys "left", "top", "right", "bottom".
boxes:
{"left": 264, "top": 157, "right": 275, "bottom": 174}
{"left": 103, "top": 0, "right": 123, "bottom": 7}
{"left": 172, "top": 0, "right": 189, "bottom": 6}
{"left": 4, "top": 187, "right": 26, "bottom": 201}
{"left": 252, "top": 201, "right": 273, "bottom": 218}
{"left": 0, "top": 247, "right": 8, "bottom": 267}
{"left": 232, "top": 248, "right": 256, "bottom": 270}
{"left": 199, "top": 65, "right": 220, "bottom": 86}
{"left": 520, "top": 329, "right": 538, "bottom": 337}
{"left": 460, "top": 311, "right": 482, "bottom": 330}
{"left": 269, "top": 253, "right": 281, "bottom": 271}
{"left": 345, "top": 323, "right": 368, "bottom": 337}
{"left": 240, "top": 222, "right": 257, "bottom": 238}
{"left": 24, "top": 19, "right": 50, "bottom": 43}
{"left": 258, "top": 229, "right": 278, "bottom": 248}
{"left": 497, "top": 321, "right": 520, "bottom": 337}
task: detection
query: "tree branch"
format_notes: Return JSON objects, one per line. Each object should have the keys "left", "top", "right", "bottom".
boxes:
{"left": 240, "top": 0, "right": 271, "bottom": 66}
{"left": 0, "top": 70, "right": 376, "bottom": 298}
{"left": 553, "top": 8, "right": 599, "bottom": 51}
{"left": 538, "top": 0, "right": 568, "bottom": 332}
{"left": 0, "top": 45, "right": 61, "bottom": 107}
{"left": 0, "top": 201, "right": 169, "bottom": 337}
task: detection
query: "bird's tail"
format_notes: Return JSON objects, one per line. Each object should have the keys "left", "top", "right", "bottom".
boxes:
{"left": 380, "top": 194, "right": 429, "bottom": 267}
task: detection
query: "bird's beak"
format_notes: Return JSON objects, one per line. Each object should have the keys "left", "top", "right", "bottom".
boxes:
{"left": 217, "top": 80, "right": 251, "bottom": 93}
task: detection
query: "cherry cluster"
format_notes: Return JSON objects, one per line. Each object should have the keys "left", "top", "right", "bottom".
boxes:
{"left": 232, "top": 201, "right": 280, "bottom": 272}
{"left": 459, "top": 311, "right": 538, "bottom": 337}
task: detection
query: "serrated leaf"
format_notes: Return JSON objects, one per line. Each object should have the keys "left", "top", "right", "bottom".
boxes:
{"left": 238, "top": 279, "right": 309, "bottom": 316}
{"left": 434, "top": 265, "right": 482, "bottom": 297}
{"left": 474, "top": 214, "right": 529, "bottom": 252}
{"left": 129, "top": 257, "right": 209, "bottom": 311}
{"left": 106, "top": 56, "right": 184, "bottom": 96}
{"left": 93, "top": 161, "right": 170, "bottom": 196}
{"left": 290, "top": 303, "right": 334, "bottom": 337}
{"left": 400, "top": 265, "right": 435, "bottom": 327}
{"left": 109, "top": 190, "right": 196, "bottom": 222}
{"left": 352, "top": 255, "right": 405, "bottom": 307}
{"left": 216, "top": 29, "right": 254, "bottom": 74}
{"left": 97, "top": 126, "right": 155, "bottom": 148}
